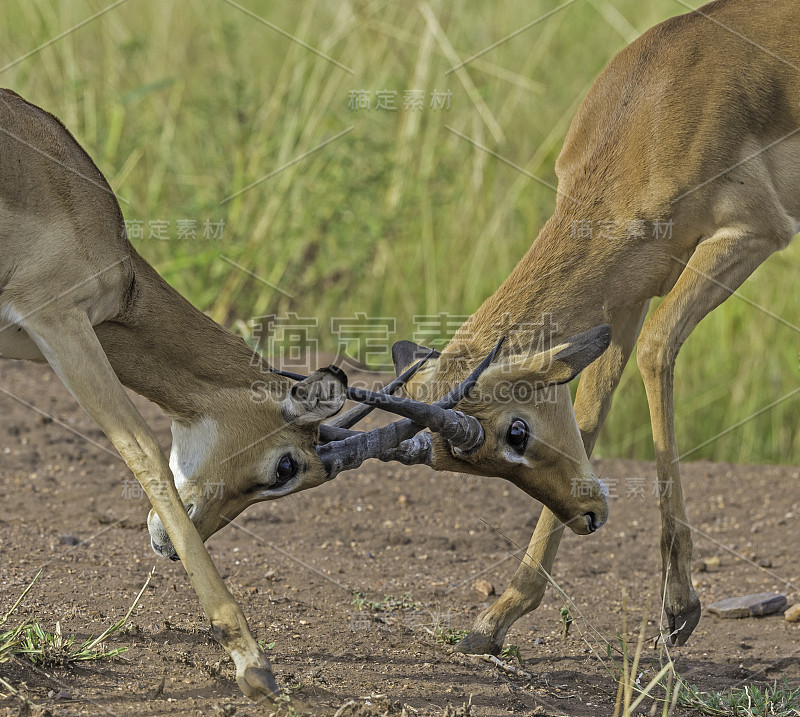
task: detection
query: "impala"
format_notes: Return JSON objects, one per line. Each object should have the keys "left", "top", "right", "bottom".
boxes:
{"left": 390, "top": 0, "right": 800, "bottom": 655}
{"left": 0, "top": 89, "right": 528, "bottom": 703}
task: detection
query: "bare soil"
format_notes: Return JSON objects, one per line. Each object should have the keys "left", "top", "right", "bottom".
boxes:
{"left": 1, "top": 359, "right": 798, "bottom": 716}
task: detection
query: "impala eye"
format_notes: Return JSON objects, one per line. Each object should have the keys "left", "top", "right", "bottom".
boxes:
{"left": 275, "top": 454, "right": 297, "bottom": 486}
{"left": 506, "top": 419, "right": 529, "bottom": 452}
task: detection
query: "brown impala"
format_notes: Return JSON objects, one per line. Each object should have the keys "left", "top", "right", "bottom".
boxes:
{"left": 389, "top": 0, "right": 800, "bottom": 655}
{"left": 0, "top": 89, "right": 572, "bottom": 703}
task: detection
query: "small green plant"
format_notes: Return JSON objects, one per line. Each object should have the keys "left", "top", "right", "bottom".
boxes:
{"left": 500, "top": 644, "right": 523, "bottom": 665}
{"left": 434, "top": 627, "right": 470, "bottom": 645}
{"left": 351, "top": 590, "right": 419, "bottom": 613}
{"left": 269, "top": 693, "right": 305, "bottom": 717}
{"left": 257, "top": 639, "right": 277, "bottom": 651}
{"left": 560, "top": 605, "right": 573, "bottom": 639}
{"left": 0, "top": 569, "right": 153, "bottom": 667}
{"left": 266, "top": 683, "right": 316, "bottom": 717}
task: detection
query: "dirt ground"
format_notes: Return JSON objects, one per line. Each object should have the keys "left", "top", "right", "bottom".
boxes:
{"left": 1, "top": 358, "right": 798, "bottom": 717}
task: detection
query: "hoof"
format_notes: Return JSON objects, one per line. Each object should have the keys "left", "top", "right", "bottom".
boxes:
{"left": 454, "top": 631, "right": 502, "bottom": 656}
{"left": 666, "top": 600, "right": 702, "bottom": 646}
{"left": 237, "top": 666, "right": 280, "bottom": 703}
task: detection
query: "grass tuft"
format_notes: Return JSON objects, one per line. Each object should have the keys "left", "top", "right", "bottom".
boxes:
{"left": 0, "top": 569, "right": 153, "bottom": 668}
{"left": 674, "top": 678, "right": 800, "bottom": 717}
{"left": 607, "top": 588, "right": 800, "bottom": 717}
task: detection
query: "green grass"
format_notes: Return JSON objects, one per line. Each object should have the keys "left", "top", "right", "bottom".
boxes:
{"left": 1, "top": 0, "right": 797, "bottom": 464}
{"left": 0, "top": 569, "right": 152, "bottom": 668}
{"left": 499, "top": 644, "right": 523, "bottom": 665}
{"left": 603, "top": 589, "right": 800, "bottom": 717}
{"left": 675, "top": 679, "right": 800, "bottom": 717}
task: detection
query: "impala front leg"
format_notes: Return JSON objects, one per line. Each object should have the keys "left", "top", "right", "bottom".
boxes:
{"left": 456, "top": 509, "right": 565, "bottom": 655}
{"left": 456, "top": 303, "right": 648, "bottom": 655}
{"left": 124, "top": 439, "right": 279, "bottom": 701}
{"left": 22, "top": 308, "right": 280, "bottom": 703}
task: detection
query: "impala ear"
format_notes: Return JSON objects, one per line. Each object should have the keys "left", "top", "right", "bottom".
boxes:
{"left": 391, "top": 340, "right": 440, "bottom": 376}
{"left": 548, "top": 324, "right": 612, "bottom": 382}
{"left": 281, "top": 366, "right": 348, "bottom": 425}
{"left": 390, "top": 341, "right": 440, "bottom": 402}
{"left": 476, "top": 324, "right": 611, "bottom": 389}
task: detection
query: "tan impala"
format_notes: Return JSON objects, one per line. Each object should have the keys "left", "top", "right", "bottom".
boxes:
{"left": 390, "top": 0, "right": 800, "bottom": 654}
{"left": 0, "top": 89, "right": 574, "bottom": 703}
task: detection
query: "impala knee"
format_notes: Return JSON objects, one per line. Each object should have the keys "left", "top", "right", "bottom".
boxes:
{"left": 210, "top": 602, "right": 248, "bottom": 651}
{"left": 114, "top": 432, "right": 170, "bottom": 485}
{"left": 507, "top": 567, "right": 548, "bottom": 609}
{"left": 636, "top": 334, "right": 675, "bottom": 381}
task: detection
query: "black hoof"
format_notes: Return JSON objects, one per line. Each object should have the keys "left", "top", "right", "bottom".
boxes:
{"left": 237, "top": 666, "right": 280, "bottom": 703}
{"left": 667, "top": 601, "right": 702, "bottom": 646}
{"left": 454, "top": 631, "right": 502, "bottom": 656}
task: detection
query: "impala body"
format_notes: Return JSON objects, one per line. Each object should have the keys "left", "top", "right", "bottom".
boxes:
{"left": 0, "top": 88, "right": 480, "bottom": 704}
{"left": 395, "top": 0, "right": 800, "bottom": 654}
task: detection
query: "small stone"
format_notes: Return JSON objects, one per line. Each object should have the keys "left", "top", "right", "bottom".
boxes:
{"left": 785, "top": 604, "right": 800, "bottom": 623}
{"left": 475, "top": 579, "right": 495, "bottom": 598}
{"left": 54, "top": 689, "right": 71, "bottom": 700}
{"left": 397, "top": 494, "right": 408, "bottom": 507}
{"left": 59, "top": 534, "right": 80, "bottom": 546}
{"left": 757, "top": 558, "right": 772, "bottom": 568}
{"left": 707, "top": 592, "right": 787, "bottom": 619}
{"left": 704, "top": 555, "right": 721, "bottom": 568}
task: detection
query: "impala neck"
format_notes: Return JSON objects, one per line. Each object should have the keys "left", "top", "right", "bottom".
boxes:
{"left": 441, "top": 212, "right": 613, "bottom": 372}
{"left": 94, "top": 248, "right": 274, "bottom": 421}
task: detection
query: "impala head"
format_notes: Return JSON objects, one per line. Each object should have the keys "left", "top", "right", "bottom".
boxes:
{"left": 147, "top": 367, "right": 351, "bottom": 558}
{"left": 392, "top": 325, "right": 612, "bottom": 535}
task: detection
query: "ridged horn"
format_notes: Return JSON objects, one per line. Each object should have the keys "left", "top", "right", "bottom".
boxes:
{"left": 327, "top": 348, "right": 437, "bottom": 430}
{"left": 316, "top": 339, "right": 504, "bottom": 478}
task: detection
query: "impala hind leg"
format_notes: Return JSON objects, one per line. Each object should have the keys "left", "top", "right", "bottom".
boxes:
{"left": 20, "top": 308, "right": 280, "bottom": 703}
{"left": 456, "top": 303, "right": 648, "bottom": 655}
{"left": 636, "top": 227, "right": 787, "bottom": 646}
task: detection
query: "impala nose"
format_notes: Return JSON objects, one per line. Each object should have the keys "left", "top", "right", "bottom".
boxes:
{"left": 584, "top": 511, "right": 604, "bottom": 533}
{"left": 150, "top": 537, "right": 178, "bottom": 560}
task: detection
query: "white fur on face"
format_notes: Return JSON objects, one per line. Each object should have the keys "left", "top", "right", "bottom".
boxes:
{"left": 169, "top": 416, "right": 219, "bottom": 492}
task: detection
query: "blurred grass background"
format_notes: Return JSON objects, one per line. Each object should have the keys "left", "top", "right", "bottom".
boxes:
{"left": 1, "top": 0, "right": 797, "bottom": 464}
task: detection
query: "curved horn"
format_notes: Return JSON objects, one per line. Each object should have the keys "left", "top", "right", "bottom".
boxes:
{"left": 318, "top": 423, "right": 359, "bottom": 442}
{"left": 435, "top": 336, "right": 505, "bottom": 409}
{"left": 344, "top": 387, "right": 485, "bottom": 453}
{"left": 316, "top": 339, "right": 504, "bottom": 478}
{"left": 347, "top": 338, "right": 504, "bottom": 442}
{"left": 342, "top": 337, "right": 504, "bottom": 452}
{"left": 271, "top": 349, "right": 435, "bottom": 432}
{"left": 328, "top": 348, "right": 437, "bottom": 429}
{"left": 270, "top": 368, "right": 307, "bottom": 381}
{"left": 316, "top": 414, "right": 431, "bottom": 477}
